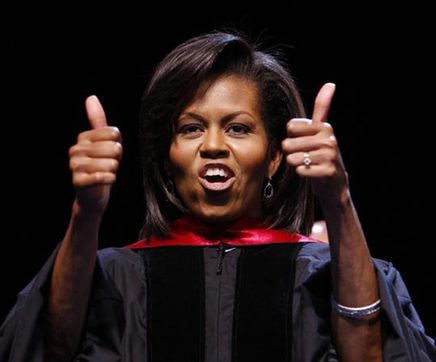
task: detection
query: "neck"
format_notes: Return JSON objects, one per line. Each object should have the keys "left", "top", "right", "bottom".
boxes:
{"left": 183, "top": 214, "right": 265, "bottom": 231}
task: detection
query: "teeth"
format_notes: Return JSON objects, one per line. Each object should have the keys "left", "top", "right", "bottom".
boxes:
{"left": 205, "top": 168, "right": 228, "bottom": 177}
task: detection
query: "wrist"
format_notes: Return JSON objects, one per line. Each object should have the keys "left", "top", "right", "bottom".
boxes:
{"left": 331, "top": 296, "right": 381, "bottom": 319}
{"left": 319, "top": 188, "right": 352, "bottom": 214}
{"left": 72, "top": 199, "right": 104, "bottom": 224}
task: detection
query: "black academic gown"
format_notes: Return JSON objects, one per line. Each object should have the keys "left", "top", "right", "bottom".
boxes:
{"left": 0, "top": 242, "right": 435, "bottom": 361}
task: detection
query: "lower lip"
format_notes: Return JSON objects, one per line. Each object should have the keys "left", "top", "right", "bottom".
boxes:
{"left": 198, "top": 177, "right": 236, "bottom": 191}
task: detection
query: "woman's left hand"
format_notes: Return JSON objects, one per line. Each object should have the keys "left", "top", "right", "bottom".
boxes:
{"left": 281, "top": 83, "right": 349, "bottom": 208}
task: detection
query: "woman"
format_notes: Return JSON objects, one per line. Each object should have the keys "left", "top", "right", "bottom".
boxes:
{"left": 1, "top": 32, "right": 434, "bottom": 362}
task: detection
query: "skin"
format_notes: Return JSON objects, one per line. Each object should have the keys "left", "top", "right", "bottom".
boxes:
{"left": 169, "top": 75, "right": 281, "bottom": 223}
{"left": 282, "top": 83, "right": 382, "bottom": 361}
{"left": 45, "top": 97, "right": 122, "bottom": 361}
{"left": 46, "top": 80, "right": 382, "bottom": 361}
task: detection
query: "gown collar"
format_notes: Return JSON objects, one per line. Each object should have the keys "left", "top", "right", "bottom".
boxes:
{"left": 126, "top": 216, "right": 321, "bottom": 249}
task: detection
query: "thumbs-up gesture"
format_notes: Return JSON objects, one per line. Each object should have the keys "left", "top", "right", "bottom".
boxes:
{"left": 282, "top": 83, "right": 348, "bottom": 207}
{"left": 69, "top": 96, "right": 123, "bottom": 215}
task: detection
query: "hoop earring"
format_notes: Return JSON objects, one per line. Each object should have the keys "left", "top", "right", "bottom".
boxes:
{"left": 263, "top": 177, "right": 274, "bottom": 199}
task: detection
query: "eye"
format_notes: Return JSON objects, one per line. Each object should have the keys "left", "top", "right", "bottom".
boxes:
{"left": 227, "top": 124, "right": 250, "bottom": 135}
{"left": 179, "top": 124, "right": 203, "bottom": 134}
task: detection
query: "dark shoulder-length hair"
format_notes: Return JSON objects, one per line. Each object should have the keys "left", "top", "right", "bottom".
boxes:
{"left": 139, "top": 31, "right": 314, "bottom": 239}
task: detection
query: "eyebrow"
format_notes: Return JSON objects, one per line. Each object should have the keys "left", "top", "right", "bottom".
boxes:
{"left": 178, "top": 111, "right": 256, "bottom": 124}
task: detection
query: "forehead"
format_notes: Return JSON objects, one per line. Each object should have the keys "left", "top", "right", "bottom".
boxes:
{"left": 185, "top": 75, "right": 260, "bottom": 113}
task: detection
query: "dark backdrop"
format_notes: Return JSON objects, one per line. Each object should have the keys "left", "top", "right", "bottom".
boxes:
{"left": 3, "top": 3, "right": 435, "bottom": 339}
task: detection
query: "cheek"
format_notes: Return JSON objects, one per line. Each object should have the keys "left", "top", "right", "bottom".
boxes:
{"left": 169, "top": 142, "right": 185, "bottom": 171}
{"left": 168, "top": 146, "right": 180, "bottom": 172}
{"left": 235, "top": 144, "right": 269, "bottom": 178}
{"left": 169, "top": 143, "right": 196, "bottom": 180}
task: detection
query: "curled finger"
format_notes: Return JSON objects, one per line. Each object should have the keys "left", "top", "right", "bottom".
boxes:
{"left": 77, "top": 126, "right": 122, "bottom": 143}
{"left": 73, "top": 171, "right": 117, "bottom": 188}
{"left": 294, "top": 163, "right": 338, "bottom": 178}
{"left": 70, "top": 157, "right": 120, "bottom": 174}
{"left": 70, "top": 141, "right": 123, "bottom": 160}
{"left": 285, "top": 150, "right": 319, "bottom": 168}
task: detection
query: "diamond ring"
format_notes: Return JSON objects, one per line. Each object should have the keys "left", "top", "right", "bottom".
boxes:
{"left": 303, "top": 152, "right": 312, "bottom": 167}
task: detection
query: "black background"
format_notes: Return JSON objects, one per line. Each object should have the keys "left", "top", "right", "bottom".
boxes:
{"left": 2, "top": 3, "right": 435, "bottom": 339}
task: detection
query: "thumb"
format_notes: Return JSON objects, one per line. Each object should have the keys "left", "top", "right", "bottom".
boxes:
{"left": 312, "top": 83, "right": 336, "bottom": 124}
{"left": 85, "top": 95, "right": 107, "bottom": 129}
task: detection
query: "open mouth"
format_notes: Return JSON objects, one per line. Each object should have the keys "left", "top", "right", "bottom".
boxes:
{"left": 198, "top": 164, "right": 236, "bottom": 191}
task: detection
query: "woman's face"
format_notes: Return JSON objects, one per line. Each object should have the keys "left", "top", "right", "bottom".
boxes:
{"left": 169, "top": 75, "right": 281, "bottom": 223}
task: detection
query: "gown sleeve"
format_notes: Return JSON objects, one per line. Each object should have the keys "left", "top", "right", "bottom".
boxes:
{"left": 293, "top": 243, "right": 436, "bottom": 362}
{"left": 375, "top": 258, "right": 436, "bottom": 361}
{"left": 0, "top": 247, "right": 146, "bottom": 362}
{"left": 0, "top": 247, "right": 59, "bottom": 362}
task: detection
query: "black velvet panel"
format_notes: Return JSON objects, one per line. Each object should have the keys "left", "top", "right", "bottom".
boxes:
{"left": 232, "top": 244, "right": 302, "bottom": 362}
{"left": 142, "top": 247, "right": 205, "bottom": 362}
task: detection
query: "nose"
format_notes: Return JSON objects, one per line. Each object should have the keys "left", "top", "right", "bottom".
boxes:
{"left": 200, "top": 128, "right": 229, "bottom": 159}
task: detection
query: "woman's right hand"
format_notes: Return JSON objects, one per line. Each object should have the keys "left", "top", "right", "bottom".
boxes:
{"left": 69, "top": 95, "right": 123, "bottom": 215}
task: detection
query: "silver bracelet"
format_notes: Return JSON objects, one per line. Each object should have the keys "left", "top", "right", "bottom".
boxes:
{"left": 331, "top": 297, "right": 381, "bottom": 319}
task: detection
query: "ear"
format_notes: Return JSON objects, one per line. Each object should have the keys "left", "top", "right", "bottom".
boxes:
{"left": 267, "top": 146, "right": 282, "bottom": 178}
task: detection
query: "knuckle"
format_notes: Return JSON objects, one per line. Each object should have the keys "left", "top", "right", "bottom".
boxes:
{"left": 313, "top": 122, "right": 324, "bottom": 132}
{"left": 110, "top": 127, "right": 122, "bottom": 140}
{"left": 114, "top": 142, "right": 123, "bottom": 157}
{"left": 321, "top": 137, "right": 337, "bottom": 149}
{"left": 77, "top": 133, "right": 84, "bottom": 143}
{"left": 286, "top": 154, "right": 298, "bottom": 166}
{"left": 281, "top": 139, "right": 291, "bottom": 150}
{"left": 69, "top": 157, "right": 80, "bottom": 170}
{"left": 295, "top": 165, "right": 306, "bottom": 176}
{"left": 109, "top": 159, "right": 119, "bottom": 171}
{"left": 325, "top": 165, "right": 337, "bottom": 177}
{"left": 322, "top": 148, "right": 336, "bottom": 161}
{"left": 77, "top": 131, "right": 90, "bottom": 143}
{"left": 70, "top": 155, "right": 89, "bottom": 171}
{"left": 93, "top": 172, "right": 103, "bottom": 183}
{"left": 69, "top": 144, "right": 81, "bottom": 157}
{"left": 291, "top": 118, "right": 312, "bottom": 125}
{"left": 72, "top": 173, "right": 85, "bottom": 187}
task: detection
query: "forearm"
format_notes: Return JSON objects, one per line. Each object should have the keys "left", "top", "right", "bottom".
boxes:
{"left": 322, "top": 192, "right": 382, "bottom": 361}
{"left": 45, "top": 200, "right": 102, "bottom": 361}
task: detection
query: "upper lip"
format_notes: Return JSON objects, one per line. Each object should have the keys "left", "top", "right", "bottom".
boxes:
{"left": 199, "top": 163, "right": 235, "bottom": 178}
